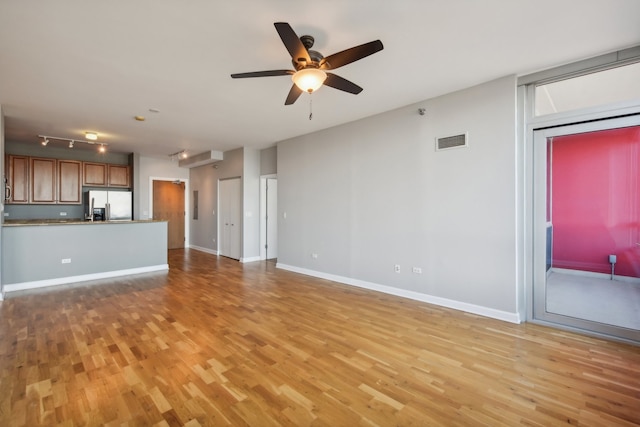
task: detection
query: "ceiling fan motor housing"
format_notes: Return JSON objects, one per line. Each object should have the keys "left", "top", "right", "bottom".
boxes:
{"left": 293, "top": 35, "right": 324, "bottom": 70}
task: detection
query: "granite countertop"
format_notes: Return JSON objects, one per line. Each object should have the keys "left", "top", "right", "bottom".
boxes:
{"left": 2, "top": 219, "right": 165, "bottom": 227}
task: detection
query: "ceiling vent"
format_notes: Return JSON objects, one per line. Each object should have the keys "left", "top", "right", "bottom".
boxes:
{"left": 436, "top": 133, "right": 468, "bottom": 151}
{"left": 179, "top": 150, "right": 224, "bottom": 168}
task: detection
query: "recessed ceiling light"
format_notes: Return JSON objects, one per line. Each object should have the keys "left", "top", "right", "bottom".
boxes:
{"left": 149, "top": 108, "right": 160, "bottom": 113}
{"left": 85, "top": 132, "right": 98, "bottom": 141}
{"left": 134, "top": 116, "right": 146, "bottom": 121}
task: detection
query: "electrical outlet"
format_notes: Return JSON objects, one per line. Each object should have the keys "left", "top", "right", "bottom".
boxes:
{"left": 59, "top": 212, "right": 67, "bottom": 216}
{"left": 394, "top": 264, "right": 401, "bottom": 273}
{"left": 311, "top": 253, "right": 318, "bottom": 259}
{"left": 412, "top": 267, "right": 422, "bottom": 274}
{"left": 61, "top": 258, "right": 71, "bottom": 264}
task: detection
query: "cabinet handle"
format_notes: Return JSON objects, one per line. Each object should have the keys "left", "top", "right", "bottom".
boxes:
{"left": 5, "top": 186, "right": 11, "bottom": 201}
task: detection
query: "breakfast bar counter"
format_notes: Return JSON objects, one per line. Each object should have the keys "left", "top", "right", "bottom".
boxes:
{"left": 1, "top": 219, "right": 168, "bottom": 293}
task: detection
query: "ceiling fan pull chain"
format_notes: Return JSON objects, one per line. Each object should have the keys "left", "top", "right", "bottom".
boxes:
{"left": 309, "top": 96, "right": 313, "bottom": 120}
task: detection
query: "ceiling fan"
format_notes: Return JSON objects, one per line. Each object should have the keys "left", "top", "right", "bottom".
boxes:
{"left": 231, "top": 22, "right": 384, "bottom": 105}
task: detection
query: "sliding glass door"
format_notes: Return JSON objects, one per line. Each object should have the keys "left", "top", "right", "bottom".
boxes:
{"left": 532, "top": 116, "right": 640, "bottom": 342}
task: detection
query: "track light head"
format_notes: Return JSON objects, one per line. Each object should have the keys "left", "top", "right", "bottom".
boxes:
{"left": 69, "top": 140, "right": 74, "bottom": 148}
{"left": 41, "top": 138, "right": 49, "bottom": 146}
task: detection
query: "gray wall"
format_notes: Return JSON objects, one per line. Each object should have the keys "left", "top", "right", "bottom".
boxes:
{"left": 2, "top": 221, "right": 167, "bottom": 285}
{"left": 5, "top": 140, "right": 130, "bottom": 164}
{"left": 189, "top": 161, "right": 218, "bottom": 251}
{"left": 277, "top": 75, "right": 519, "bottom": 318}
{"left": 188, "top": 148, "right": 244, "bottom": 253}
{"left": 189, "top": 147, "right": 273, "bottom": 259}
{"left": 260, "top": 146, "right": 277, "bottom": 176}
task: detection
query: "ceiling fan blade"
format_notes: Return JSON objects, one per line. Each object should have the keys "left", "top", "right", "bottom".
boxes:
{"left": 323, "top": 73, "right": 363, "bottom": 94}
{"left": 231, "top": 70, "right": 294, "bottom": 78}
{"left": 285, "top": 84, "right": 303, "bottom": 105}
{"left": 320, "top": 40, "right": 384, "bottom": 70}
{"left": 274, "top": 22, "right": 311, "bottom": 63}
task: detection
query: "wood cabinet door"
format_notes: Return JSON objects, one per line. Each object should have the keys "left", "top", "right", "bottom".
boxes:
{"left": 58, "top": 160, "right": 82, "bottom": 204}
{"left": 108, "top": 164, "right": 130, "bottom": 187}
{"left": 6, "top": 155, "right": 29, "bottom": 204}
{"left": 83, "top": 162, "right": 107, "bottom": 186}
{"left": 30, "top": 157, "right": 57, "bottom": 203}
{"left": 153, "top": 180, "right": 185, "bottom": 249}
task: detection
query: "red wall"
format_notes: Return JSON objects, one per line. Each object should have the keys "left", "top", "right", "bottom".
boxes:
{"left": 551, "top": 126, "right": 640, "bottom": 278}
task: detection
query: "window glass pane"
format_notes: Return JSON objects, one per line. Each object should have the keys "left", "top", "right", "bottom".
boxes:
{"left": 535, "top": 62, "right": 640, "bottom": 116}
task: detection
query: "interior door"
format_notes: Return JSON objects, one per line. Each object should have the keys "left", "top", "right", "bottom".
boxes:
{"left": 266, "top": 178, "right": 278, "bottom": 260}
{"left": 219, "top": 177, "right": 241, "bottom": 260}
{"left": 153, "top": 180, "right": 185, "bottom": 249}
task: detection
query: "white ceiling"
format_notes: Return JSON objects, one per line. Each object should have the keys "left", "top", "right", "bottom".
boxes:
{"left": 1, "top": 1, "right": 639, "bottom": 159}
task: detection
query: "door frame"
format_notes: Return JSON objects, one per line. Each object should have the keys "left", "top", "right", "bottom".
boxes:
{"left": 149, "top": 176, "right": 190, "bottom": 248}
{"left": 259, "top": 174, "right": 277, "bottom": 260}
{"left": 526, "top": 114, "right": 640, "bottom": 343}
{"left": 218, "top": 176, "right": 242, "bottom": 260}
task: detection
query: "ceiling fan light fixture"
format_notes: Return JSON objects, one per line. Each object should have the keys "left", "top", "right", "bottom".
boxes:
{"left": 292, "top": 68, "right": 327, "bottom": 93}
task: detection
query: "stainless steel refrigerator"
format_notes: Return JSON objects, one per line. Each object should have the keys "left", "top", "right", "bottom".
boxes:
{"left": 85, "top": 190, "right": 132, "bottom": 221}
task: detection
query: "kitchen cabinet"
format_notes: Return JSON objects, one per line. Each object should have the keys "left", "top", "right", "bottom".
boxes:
{"left": 5, "top": 154, "right": 131, "bottom": 205}
{"left": 58, "top": 160, "right": 82, "bottom": 204}
{"left": 30, "top": 157, "right": 57, "bottom": 204}
{"left": 28, "top": 158, "right": 82, "bottom": 205}
{"left": 6, "top": 155, "right": 30, "bottom": 204}
{"left": 108, "top": 164, "right": 131, "bottom": 188}
{"left": 83, "top": 162, "right": 107, "bottom": 187}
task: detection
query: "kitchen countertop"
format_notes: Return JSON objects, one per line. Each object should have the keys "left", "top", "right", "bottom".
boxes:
{"left": 2, "top": 219, "right": 166, "bottom": 226}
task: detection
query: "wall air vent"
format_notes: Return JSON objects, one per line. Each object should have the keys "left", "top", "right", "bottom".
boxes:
{"left": 436, "top": 133, "right": 468, "bottom": 151}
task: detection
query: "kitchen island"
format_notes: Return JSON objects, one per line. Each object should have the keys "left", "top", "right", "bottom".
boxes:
{"left": 2, "top": 219, "right": 168, "bottom": 294}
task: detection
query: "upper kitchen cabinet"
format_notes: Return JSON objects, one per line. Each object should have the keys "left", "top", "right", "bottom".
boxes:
{"left": 6, "top": 155, "right": 29, "bottom": 204}
{"left": 83, "top": 162, "right": 107, "bottom": 187}
{"left": 108, "top": 164, "right": 131, "bottom": 188}
{"left": 28, "top": 158, "right": 82, "bottom": 205}
{"left": 58, "top": 160, "right": 82, "bottom": 204}
{"left": 83, "top": 162, "right": 131, "bottom": 188}
{"left": 30, "top": 157, "right": 57, "bottom": 204}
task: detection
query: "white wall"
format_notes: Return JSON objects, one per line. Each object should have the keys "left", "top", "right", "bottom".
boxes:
{"left": 137, "top": 156, "right": 190, "bottom": 220}
{"left": 277, "top": 75, "right": 520, "bottom": 322}
{"left": 242, "top": 147, "right": 261, "bottom": 262}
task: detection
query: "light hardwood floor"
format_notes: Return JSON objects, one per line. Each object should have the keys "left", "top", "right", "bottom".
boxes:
{"left": 0, "top": 249, "right": 639, "bottom": 426}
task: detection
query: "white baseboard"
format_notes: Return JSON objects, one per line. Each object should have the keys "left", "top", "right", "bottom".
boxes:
{"left": 276, "top": 263, "right": 522, "bottom": 324}
{"left": 241, "top": 256, "right": 261, "bottom": 263}
{"left": 3, "top": 264, "right": 169, "bottom": 294}
{"left": 190, "top": 245, "right": 218, "bottom": 256}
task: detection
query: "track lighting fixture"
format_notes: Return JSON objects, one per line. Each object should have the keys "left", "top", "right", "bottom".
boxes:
{"left": 169, "top": 150, "right": 188, "bottom": 161}
{"left": 38, "top": 135, "right": 108, "bottom": 152}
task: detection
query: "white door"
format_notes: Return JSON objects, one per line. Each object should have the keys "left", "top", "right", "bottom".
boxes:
{"left": 266, "top": 178, "right": 278, "bottom": 260}
{"left": 219, "top": 178, "right": 241, "bottom": 260}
